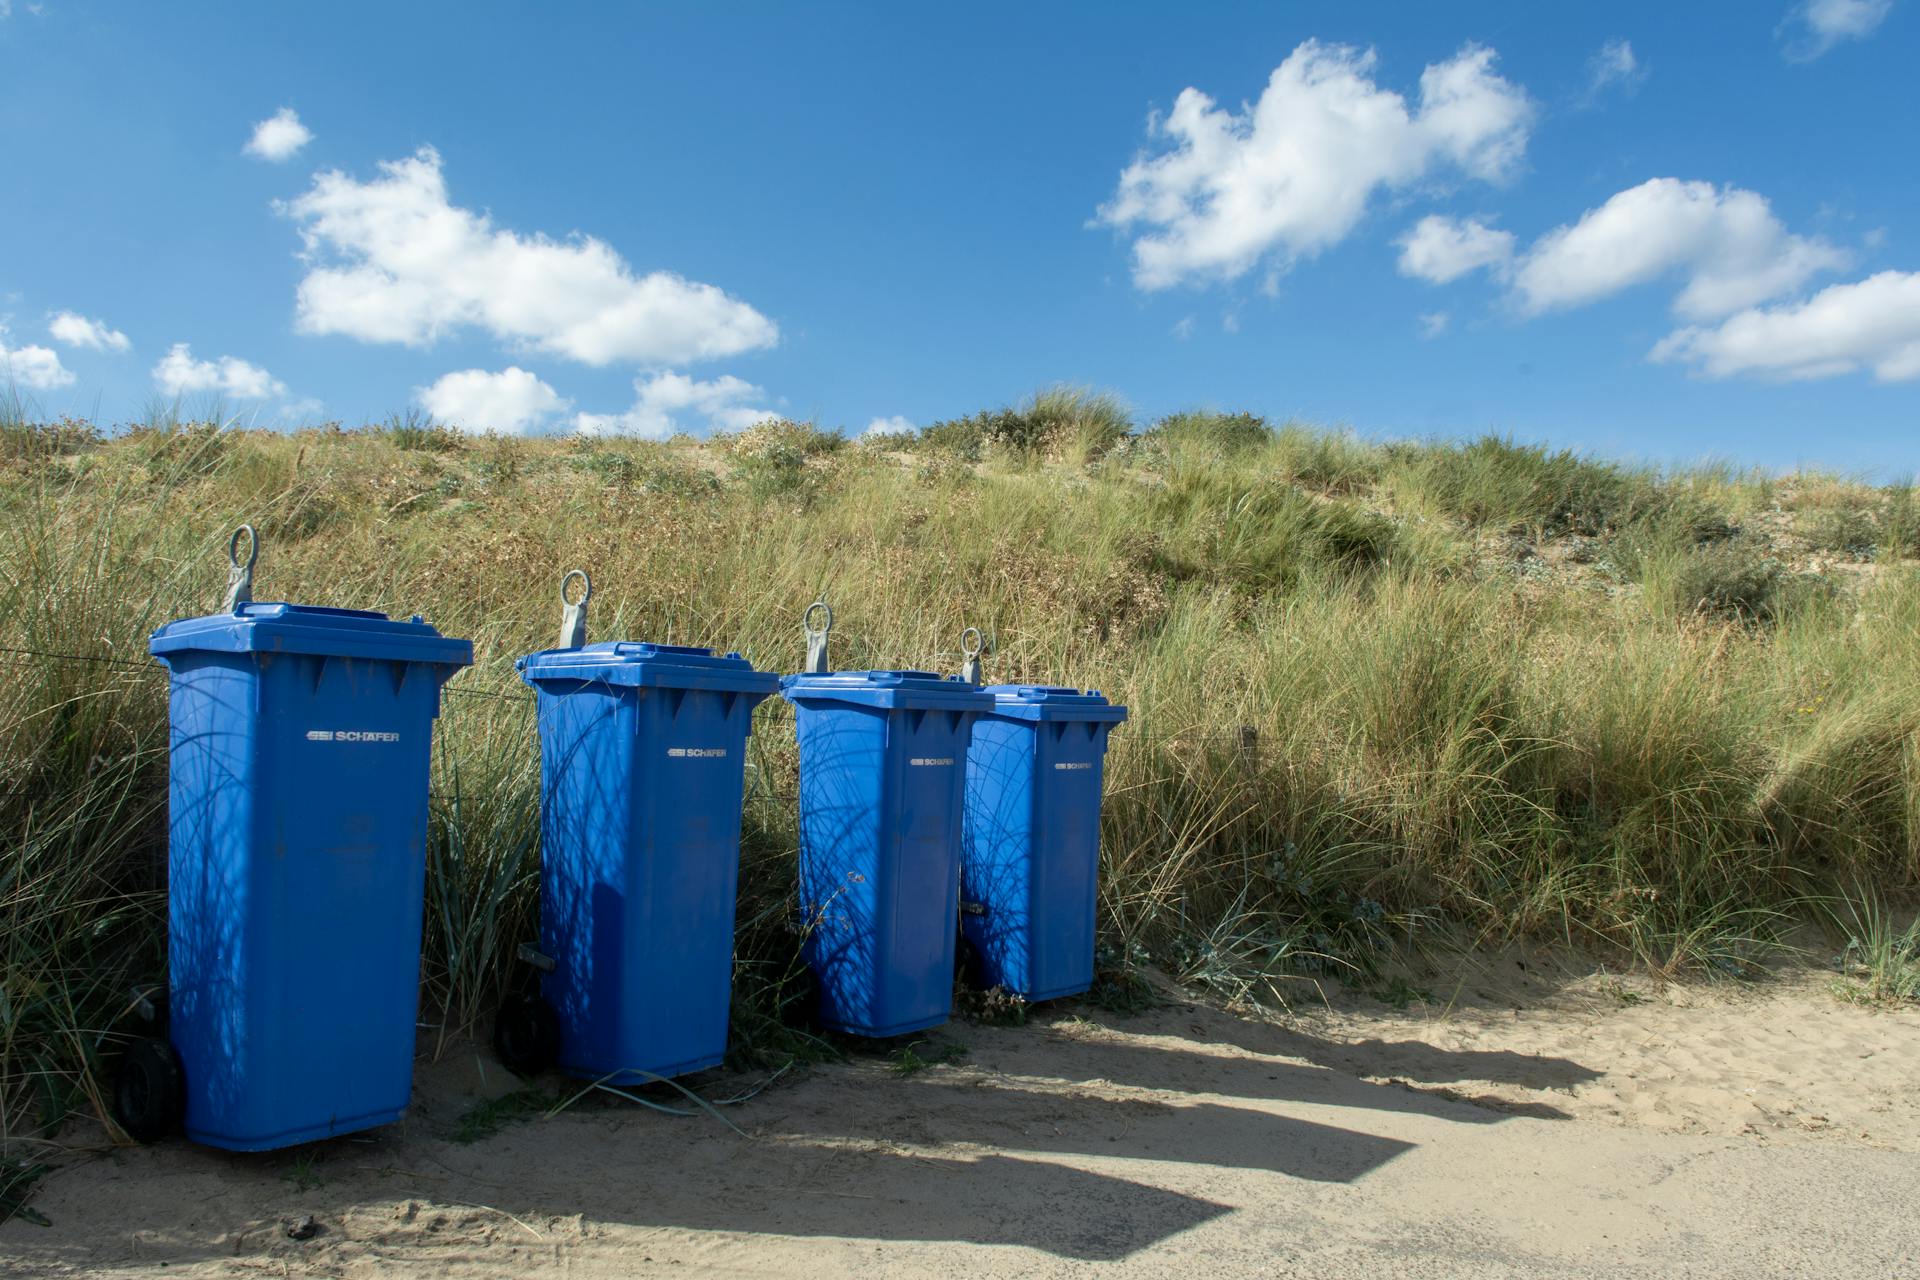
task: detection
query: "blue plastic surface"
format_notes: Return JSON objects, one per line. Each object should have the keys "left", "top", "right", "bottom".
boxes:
{"left": 962, "top": 685, "right": 1127, "bottom": 1001}
{"left": 149, "top": 603, "right": 472, "bottom": 1151}
{"left": 519, "top": 642, "right": 779, "bottom": 1082}
{"left": 782, "top": 671, "right": 995, "bottom": 1037}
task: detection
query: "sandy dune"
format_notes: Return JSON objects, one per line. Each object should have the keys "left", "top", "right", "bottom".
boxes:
{"left": 5, "top": 962, "right": 1917, "bottom": 1278}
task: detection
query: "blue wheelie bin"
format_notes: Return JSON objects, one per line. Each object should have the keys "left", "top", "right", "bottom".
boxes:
{"left": 961, "top": 685, "right": 1127, "bottom": 1001}
{"left": 499, "top": 571, "right": 779, "bottom": 1083}
{"left": 119, "top": 527, "right": 472, "bottom": 1150}
{"left": 781, "top": 604, "right": 993, "bottom": 1037}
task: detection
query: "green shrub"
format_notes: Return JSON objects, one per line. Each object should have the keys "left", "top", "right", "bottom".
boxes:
{"left": 1269, "top": 424, "right": 1383, "bottom": 495}
{"left": 931, "top": 388, "right": 1132, "bottom": 464}
{"left": 380, "top": 410, "right": 466, "bottom": 453}
{"left": 1149, "top": 411, "right": 1273, "bottom": 455}
{"left": 1020, "top": 386, "right": 1132, "bottom": 463}
{"left": 714, "top": 418, "right": 845, "bottom": 461}
{"left": 917, "top": 415, "right": 987, "bottom": 461}
{"left": 1390, "top": 434, "right": 1667, "bottom": 537}
{"left": 1882, "top": 481, "right": 1920, "bottom": 561}
{"left": 1803, "top": 505, "right": 1879, "bottom": 557}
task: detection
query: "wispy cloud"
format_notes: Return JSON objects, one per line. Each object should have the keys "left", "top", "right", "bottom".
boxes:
{"left": 1584, "top": 39, "right": 1647, "bottom": 101}
{"left": 243, "top": 107, "right": 313, "bottom": 162}
{"left": 1781, "top": 0, "right": 1895, "bottom": 60}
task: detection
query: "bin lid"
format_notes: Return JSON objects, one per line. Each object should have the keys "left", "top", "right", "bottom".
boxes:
{"left": 518, "top": 641, "right": 780, "bottom": 695}
{"left": 781, "top": 669, "right": 997, "bottom": 712}
{"left": 981, "top": 684, "right": 1130, "bottom": 723}
{"left": 150, "top": 603, "right": 473, "bottom": 667}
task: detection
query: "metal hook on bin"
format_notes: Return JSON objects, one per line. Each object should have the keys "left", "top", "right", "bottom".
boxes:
{"left": 223, "top": 525, "right": 258, "bottom": 613}
{"left": 558, "top": 569, "right": 591, "bottom": 650}
{"left": 959, "top": 626, "right": 985, "bottom": 685}
{"left": 803, "top": 600, "right": 833, "bottom": 674}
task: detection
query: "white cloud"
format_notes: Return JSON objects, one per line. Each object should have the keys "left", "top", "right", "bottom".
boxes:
{"left": 1651, "top": 270, "right": 1920, "bottom": 382}
{"left": 863, "top": 414, "right": 916, "bottom": 438}
{"left": 1783, "top": 0, "right": 1895, "bottom": 59}
{"left": 1096, "top": 41, "right": 1533, "bottom": 290}
{"left": 151, "top": 343, "right": 286, "bottom": 399}
{"left": 243, "top": 107, "right": 313, "bottom": 162}
{"left": 1172, "top": 315, "right": 1196, "bottom": 340}
{"left": 574, "top": 372, "right": 777, "bottom": 439}
{"left": 1586, "top": 39, "right": 1647, "bottom": 98}
{"left": 1512, "top": 178, "right": 1848, "bottom": 320}
{"left": 1396, "top": 215, "right": 1515, "bottom": 283}
{"left": 281, "top": 147, "right": 777, "bottom": 367}
{"left": 0, "top": 327, "right": 75, "bottom": 389}
{"left": 1418, "top": 311, "right": 1450, "bottom": 340}
{"left": 416, "top": 367, "right": 568, "bottom": 434}
{"left": 48, "top": 310, "right": 131, "bottom": 352}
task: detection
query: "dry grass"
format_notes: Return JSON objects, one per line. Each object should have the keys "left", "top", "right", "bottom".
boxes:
{"left": 4, "top": 405, "right": 1918, "bottom": 1142}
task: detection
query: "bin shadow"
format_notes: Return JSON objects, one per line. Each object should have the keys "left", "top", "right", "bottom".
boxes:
{"left": 749, "top": 1070, "right": 1416, "bottom": 1184}
{"left": 1136, "top": 1005, "right": 1604, "bottom": 1098}
{"left": 980, "top": 1029, "right": 1581, "bottom": 1122}
{"left": 19, "top": 1136, "right": 1235, "bottom": 1268}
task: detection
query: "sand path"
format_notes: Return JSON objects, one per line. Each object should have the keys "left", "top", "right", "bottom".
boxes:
{"left": 5, "top": 964, "right": 1916, "bottom": 1277}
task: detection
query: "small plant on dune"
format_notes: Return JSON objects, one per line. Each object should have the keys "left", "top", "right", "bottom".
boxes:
{"left": 1825, "top": 888, "right": 1920, "bottom": 1005}
{"left": 1, "top": 1158, "right": 51, "bottom": 1227}
{"left": 887, "top": 1040, "right": 968, "bottom": 1077}
{"left": 954, "top": 983, "right": 1029, "bottom": 1027}
{"left": 452, "top": 1087, "right": 559, "bottom": 1144}
{"left": 281, "top": 1151, "right": 326, "bottom": 1192}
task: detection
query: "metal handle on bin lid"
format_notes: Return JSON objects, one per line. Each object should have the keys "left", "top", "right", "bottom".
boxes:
{"left": 959, "top": 626, "right": 984, "bottom": 685}
{"left": 803, "top": 599, "right": 833, "bottom": 674}
{"left": 558, "top": 569, "right": 591, "bottom": 649}
{"left": 223, "top": 524, "right": 258, "bottom": 613}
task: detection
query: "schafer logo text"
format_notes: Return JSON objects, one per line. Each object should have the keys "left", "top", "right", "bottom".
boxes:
{"left": 305, "top": 730, "right": 400, "bottom": 743}
{"left": 667, "top": 747, "right": 728, "bottom": 758}
{"left": 910, "top": 757, "right": 955, "bottom": 766}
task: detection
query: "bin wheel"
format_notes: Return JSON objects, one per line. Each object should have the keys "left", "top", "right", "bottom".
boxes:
{"left": 113, "top": 1037, "right": 184, "bottom": 1143}
{"left": 493, "top": 995, "right": 560, "bottom": 1074}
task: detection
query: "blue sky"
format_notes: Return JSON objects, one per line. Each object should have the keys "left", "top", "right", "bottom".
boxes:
{"left": 2, "top": 1, "right": 1915, "bottom": 471}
